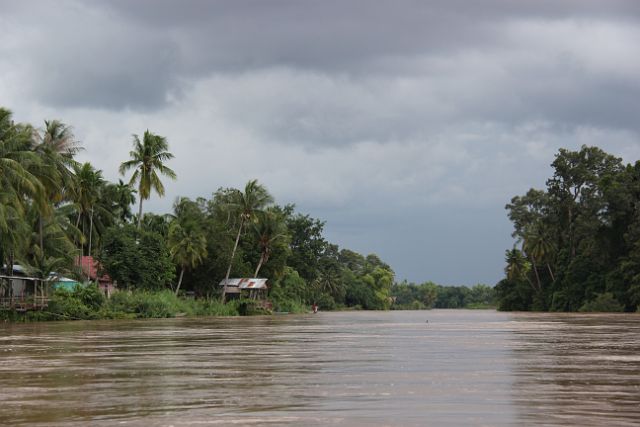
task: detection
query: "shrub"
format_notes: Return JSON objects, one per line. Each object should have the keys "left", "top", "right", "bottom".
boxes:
{"left": 99, "top": 225, "right": 175, "bottom": 290}
{"left": 579, "top": 292, "right": 624, "bottom": 312}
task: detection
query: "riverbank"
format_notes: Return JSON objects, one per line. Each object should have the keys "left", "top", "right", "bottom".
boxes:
{"left": 1, "top": 283, "right": 500, "bottom": 323}
{"left": 0, "top": 286, "right": 271, "bottom": 322}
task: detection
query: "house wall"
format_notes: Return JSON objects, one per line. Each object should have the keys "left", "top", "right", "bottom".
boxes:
{"left": 11, "top": 278, "right": 27, "bottom": 296}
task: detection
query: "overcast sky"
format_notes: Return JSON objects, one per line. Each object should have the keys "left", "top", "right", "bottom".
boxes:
{"left": 1, "top": 0, "right": 639, "bottom": 285}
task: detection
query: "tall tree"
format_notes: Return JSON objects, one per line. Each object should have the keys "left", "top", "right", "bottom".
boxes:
{"left": 32, "top": 119, "right": 81, "bottom": 250}
{"left": 505, "top": 247, "right": 536, "bottom": 292}
{"left": 72, "top": 163, "right": 107, "bottom": 257}
{"left": 0, "top": 108, "right": 42, "bottom": 269}
{"left": 168, "top": 222, "right": 207, "bottom": 295}
{"left": 103, "top": 179, "right": 136, "bottom": 224}
{"left": 222, "top": 179, "right": 273, "bottom": 301}
{"left": 523, "top": 223, "right": 556, "bottom": 283}
{"left": 252, "top": 210, "right": 288, "bottom": 277}
{"left": 119, "top": 130, "right": 176, "bottom": 229}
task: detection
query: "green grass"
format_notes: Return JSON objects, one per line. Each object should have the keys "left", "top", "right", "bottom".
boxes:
{"left": 1, "top": 285, "right": 244, "bottom": 322}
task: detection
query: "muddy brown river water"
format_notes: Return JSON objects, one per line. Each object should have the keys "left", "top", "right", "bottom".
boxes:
{"left": 1, "top": 310, "right": 639, "bottom": 426}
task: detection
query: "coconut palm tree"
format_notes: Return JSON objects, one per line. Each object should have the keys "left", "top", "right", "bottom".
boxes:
{"left": 523, "top": 223, "right": 556, "bottom": 283}
{"left": 104, "top": 179, "right": 136, "bottom": 223}
{"left": 119, "top": 130, "right": 176, "bottom": 229}
{"left": 221, "top": 179, "right": 273, "bottom": 301}
{"left": 168, "top": 222, "right": 207, "bottom": 295}
{"left": 0, "top": 108, "right": 41, "bottom": 207}
{"left": 0, "top": 108, "right": 42, "bottom": 269}
{"left": 32, "top": 119, "right": 81, "bottom": 250}
{"left": 252, "top": 210, "right": 288, "bottom": 277}
{"left": 20, "top": 247, "right": 68, "bottom": 307}
{"left": 505, "top": 247, "right": 538, "bottom": 292}
{"left": 0, "top": 191, "right": 29, "bottom": 274}
{"left": 72, "top": 163, "right": 106, "bottom": 256}
{"left": 24, "top": 203, "right": 77, "bottom": 273}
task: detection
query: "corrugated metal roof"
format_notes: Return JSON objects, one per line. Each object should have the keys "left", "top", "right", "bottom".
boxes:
{"left": 218, "top": 278, "right": 268, "bottom": 289}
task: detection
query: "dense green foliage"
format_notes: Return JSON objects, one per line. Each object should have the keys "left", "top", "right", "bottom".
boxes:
{"left": 392, "top": 282, "right": 495, "bottom": 309}
{"left": 99, "top": 225, "right": 175, "bottom": 290}
{"left": 497, "top": 145, "right": 640, "bottom": 312}
{"left": 6, "top": 106, "right": 635, "bottom": 320}
{"left": 0, "top": 285, "right": 241, "bottom": 321}
{"left": 1, "top": 106, "right": 396, "bottom": 320}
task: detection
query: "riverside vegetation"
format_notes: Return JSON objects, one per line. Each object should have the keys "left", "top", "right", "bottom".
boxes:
{"left": 497, "top": 145, "right": 640, "bottom": 312}
{"left": 2, "top": 107, "right": 635, "bottom": 320}
{"left": 0, "top": 106, "right": 404, "bottom": 321}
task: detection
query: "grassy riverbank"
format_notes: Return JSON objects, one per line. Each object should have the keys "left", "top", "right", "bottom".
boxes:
{"left": 0, "top": 285, "right": 269, "bottom": 322}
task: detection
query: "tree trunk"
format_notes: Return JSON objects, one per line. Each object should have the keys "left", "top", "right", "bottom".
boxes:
{"left": 254, "top": 253, "right": 265, "bottom": 278}
{"left": 222, "top": 218, "right": 244, "bottom": 303}
{"left": 8, "top": 252, "right": 14, "bottom": 299}
{"left": 137, "top": 197, "right": 144, "bottom": 229}
{"left": 88, "top": 206, "right": 94, "bottom": 259}
{"left": 531, "top": 258, "right": 542, "bottom": 293}
{"left": 175, "top": 268, "right": 185, "bottom": 296}
{"left": 568, "top": 205, "right": 575, "bottom": 259}
{"left": 39, "top": 216, "right": 44, "bottom": 252}
{"left": 547, "top": 263, "right": 556, "bottom": 283}
{"left": 74, "top": 212, "right": 82, "bottom": 249}
{"left": 525, "top": 275, "right": 537, "bottom": 293}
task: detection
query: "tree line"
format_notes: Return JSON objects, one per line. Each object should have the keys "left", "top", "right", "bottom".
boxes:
{"left": 497, "top": 145, "right": 640, "bottom": 312}
{"left": 0, "top": 107, "right": 396, "bottom": 312}
{"left": 392, "top": 281, "right": 495, "bottom": 309}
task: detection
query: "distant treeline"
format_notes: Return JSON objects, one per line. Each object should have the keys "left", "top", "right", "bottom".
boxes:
{"left": 392, "top": 281, "right": 495, "bottom": 310}
{"left": 497, "top": 145, "right": 640, "bottom": 312}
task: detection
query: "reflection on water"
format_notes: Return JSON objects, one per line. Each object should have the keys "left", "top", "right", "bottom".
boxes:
{"left": 1, "top": 310, "right": 639, "bottom": 426}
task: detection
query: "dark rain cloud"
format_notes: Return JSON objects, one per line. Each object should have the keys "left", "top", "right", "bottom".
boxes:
{"left": 4, "top": 0, "right": 640, "bottom": 117}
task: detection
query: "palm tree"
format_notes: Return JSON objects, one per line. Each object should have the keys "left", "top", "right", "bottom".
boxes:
{"left": 505, "top": 247, "right": 538, "bottom": 292}
{"left": 72, "top": 163, "right": 106, "bottom": 257}
{"left": 24, "top": 204, "right": 77, "bottom": 272}
{"left": 0, "top": 108, "right": 42, "bottom": 269}
{"left": 168, "top": 222, "right": 207, "bottom": 295}
{"left": 0, "top": 191, "right": 29, "bottom": 274}
{"left": 32, "top": 119, "right": 81, "bottom": 250}
{"left": 119, "top": 130, "right": 176, "bottom": 229}
{"left": 0, "top": 108, "right": 41, "bottom": 207}
{"left": 105, "top": 179, "right": 136, "bottom": 223}
{"left": 252, "top": 210, "right": 288, "bottom": 277}
{"left": 34, "top": 120, "right": 81, "bottom": 181}
{"left": 222, "top": 179, "right": 273, "bottom": 301}
{"left": 523, "top": 223, "right": 556, "bottom": 283}
{"left": 20, "top": 247, "right": 68, "bottom": 307}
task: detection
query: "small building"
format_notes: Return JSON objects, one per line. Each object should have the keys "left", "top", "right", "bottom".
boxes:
{"left": 53, "top": 277, "right": 82, "bottom": 291}
{"left": 0, "top": 265, "right": 49, "bottom": 311}
{"left": 219, "top": 278, "right": 269, "bottom": 301}
{"left": 1, "top": 264, "right": 82, "bottom": 311}
{"left": 76, "top": 256, "right": 116, "bottom": 297}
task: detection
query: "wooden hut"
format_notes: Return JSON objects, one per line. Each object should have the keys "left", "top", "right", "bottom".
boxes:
{"left": 219, "top": 278, "right": 269, "bottom": 301}
{"left": 0, "top": 265, "right": 49, "bottom": 311}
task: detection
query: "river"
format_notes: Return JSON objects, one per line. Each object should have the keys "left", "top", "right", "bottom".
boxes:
{"left": 1, "top": 310, "right": 639, "bottom": 426}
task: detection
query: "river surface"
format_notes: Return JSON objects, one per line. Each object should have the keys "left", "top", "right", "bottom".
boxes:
{"left": 1, "top": 310, "right": 639, "bottom": 426}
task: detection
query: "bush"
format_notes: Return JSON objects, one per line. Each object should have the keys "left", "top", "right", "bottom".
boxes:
{"left": 46, "top": 286, "right": 103, "bottom": 320}
{"left": 2, "top": 288, "right": 246, "bottom": 322}
{"left": 75, "top": 284, "right": 105, "bottom": 310}
{"left": 191, "top": 299, "right": 240, "bottom": 316}
{"left": 99, "top": 225, "right": 175, "bottom": 290}
{"left": 579, "top": 292, "right": 624, "bottom": 312}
